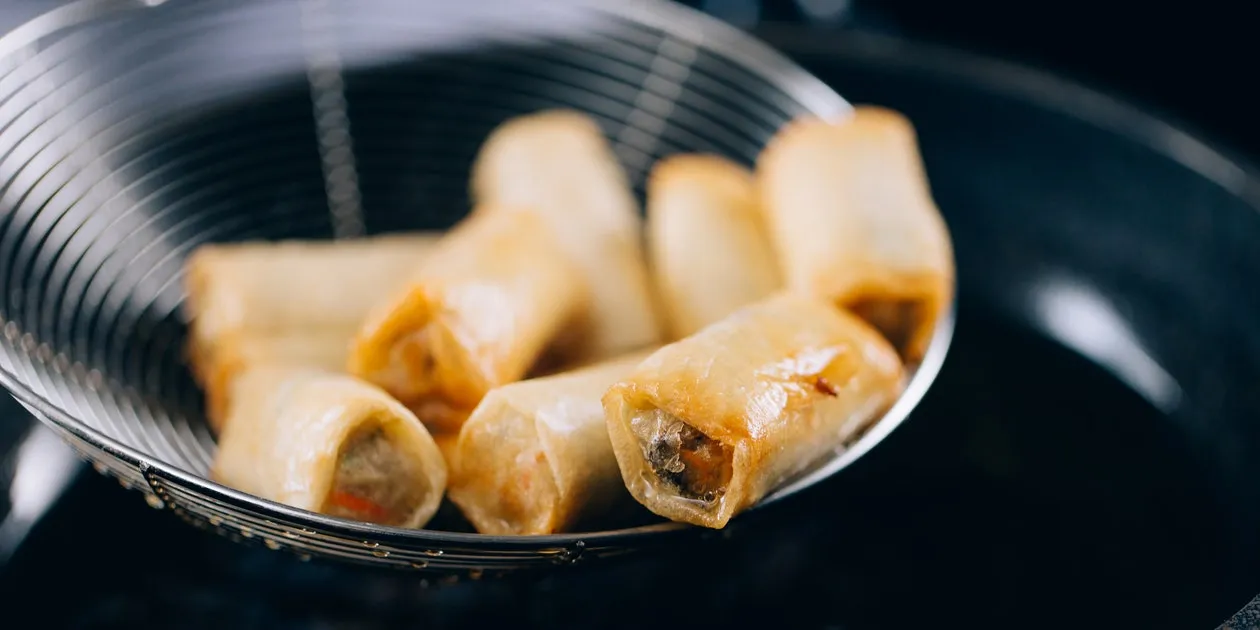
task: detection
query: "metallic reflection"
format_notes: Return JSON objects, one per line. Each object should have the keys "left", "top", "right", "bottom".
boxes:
{"left": 0, "top": 421, "right": 81, "bottom": 563}
{"left": 796, "top": 0, "right": 852, "bottom": 23}
{"left": 1030, "top": 276, "right": 1183, "bottom": 412}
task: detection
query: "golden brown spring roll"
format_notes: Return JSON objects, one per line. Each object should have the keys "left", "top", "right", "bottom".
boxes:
{"left": 186, "top": 233, "right": 442, "bottom": 427}
{"left": 603, "top": 292, "right": 905, "bottom": 529}
{"left": 470, "top": 109, "right": 662, "bottom": 360}
{"left": 646, "top": 154, "right": 782, "bottom": 340}
{"left": 184, "top": 233, "right": 442, "bottom": 362}
{"left": 757, "top": 106, "right": 954, "bottom": 362}
{"left": 448, "top": 350, "right": 653, "bottom": 536}
{"left": 200, "top": 330, "right": 353, "bottom": 434}
{"left": 212, "top": 366, "right": 448, "bottom": 528}
{"left": 347, "top": 208, "right": 585, "bottom": 433}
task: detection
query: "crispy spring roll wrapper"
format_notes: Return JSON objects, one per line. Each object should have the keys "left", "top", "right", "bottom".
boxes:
{"left": 347, "top": 208, "right": 586, "bottom": 432}
{"left": 211, "top": 366, "right": 448, "bottom": 528}
{"left": 646, "top": 154, "right": 782, "bottom": 340}
{"left": 603, "top": 293, "right": 906, "bottom": 529}
{"left": 200, "top": 330, "right": 354, "bottom": 434}
{"left": 448, "top": 350, "right": 654, "bottom": 536}
{"left": 184, "top": 233, "right": 443, "bottom": 364}
{"left": 470, "top": 109, "right": 661, "bottom": 360}
{"left": 757, "top": 106, "right": 955, "bottom": 362}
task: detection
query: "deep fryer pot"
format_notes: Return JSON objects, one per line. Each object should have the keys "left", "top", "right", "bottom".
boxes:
{"left": 1, "top": 3, "right": 1259, "bottom": 629}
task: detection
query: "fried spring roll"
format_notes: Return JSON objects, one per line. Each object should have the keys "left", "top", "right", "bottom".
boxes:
{"left": 603, "top": 293, "right": 905, "bottom": 529}
{"left": 212, "top": 366, "right": 448, "bottom": 528}
{"left": 184, "top": 233, "right": 442, "bottom": 362}
{"left": 201, "top": 330, "right": 352, "bottom": 433}
{"left": 757, "top": 107, "right": 954, "bottom": 362}
{"left": 347, "top": 208, "right": 585, "bottom": 432}
{"left": 184, "top": 234, "right": 442, "bottom": 433}
{"left": 470, "top": 109, "right": 661, "bottom": 360}
{"left": 448, "top": 350, "right": 653, "bottom": 536}
{"left": 646, "top": 154, "right": 782, "bottom": 340}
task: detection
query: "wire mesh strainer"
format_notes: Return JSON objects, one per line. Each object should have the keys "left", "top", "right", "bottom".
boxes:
{"left": 0, "top": 0, "right": 953, "bottom": 573}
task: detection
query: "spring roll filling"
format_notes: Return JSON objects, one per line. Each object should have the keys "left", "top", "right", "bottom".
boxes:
{"left": 630, "top": 408, "right": 733, "bottom": 505}
{"left": 371, "top": 318, "right": 478, "bottom": 426}
{"left": 321, "top": 422, "right": 430, "bottom": 526}
{"left": 379, "top": 326, "right": 438, "bottom": 400}
{"left": 847, "top": 297, "right": 925, "bottom": 355}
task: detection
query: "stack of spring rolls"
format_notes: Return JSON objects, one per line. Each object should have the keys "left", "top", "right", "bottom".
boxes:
{"left": 186, "top": 106, "right": 954, "bottom": 534}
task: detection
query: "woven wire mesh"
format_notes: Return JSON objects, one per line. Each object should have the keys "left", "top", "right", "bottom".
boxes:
{"left": 0, "top": 0, "right": 947, "bottom": 572}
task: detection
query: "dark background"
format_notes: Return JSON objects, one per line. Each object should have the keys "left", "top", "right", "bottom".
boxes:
{"left": 3, "top": 0, "right": 1253, "bottom": 160}
{"left": 876, "top": 0, "right": 1258, "bottom": 161}
{"left": 689, "top": 0, "right": 1260, "bottom": 165}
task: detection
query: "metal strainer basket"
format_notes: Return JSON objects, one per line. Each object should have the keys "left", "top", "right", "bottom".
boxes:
{"left": 0, "top": 0, "right": 952, "bottom": 574}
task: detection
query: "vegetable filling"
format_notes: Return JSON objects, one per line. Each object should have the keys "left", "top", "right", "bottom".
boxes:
{"left": 322, "top": 425, "right": 427, "bottom": 526}
{"left": 382, "top": 325, "right": 437, "bottom": 401}
{"left": 631, "top": 409, "right": 732, "bottom": 504}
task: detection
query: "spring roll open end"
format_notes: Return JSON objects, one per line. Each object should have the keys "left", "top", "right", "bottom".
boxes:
{"left": 820, "top": 270, "right": 949, "bottom": 365}
{"left": 630, "top": 408, "right": 735, "bottom": 505}
{"left": 320, "top": 417, "right": 441, "bottom": 528}
{"left": 448, "top": 398, "right": 563, "bottom": 535}
{"left": 349, "top": 290, "right": 438, "bottom": 400}
{"left": 211, "top": 369, "right": 448, "bottom": 530}
{"left": 604, "top": 389, "right": 745, "bottom": 528}
{"left": 845, "top": 291, "right": 936, "bottom": 364}
{"left": 348, "top": 209, "right": 586, "bottom": 432}
{"left": 349, "top": 297, "right": 485, "bottom": 431}
{"left": 604, "top": 294, "right": 908, "bottom": 529}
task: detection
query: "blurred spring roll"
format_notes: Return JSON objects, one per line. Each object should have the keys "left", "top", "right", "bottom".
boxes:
{"left": 431, "top": 431, "right": 461, "bottom": 470}
{"left": 184, "top": 234, "right": 442, "bottom": 433}
{"left": 347, "top": 208, "right": 585, "bottom": 432}
{"left": 603, "top": 292, "right": 905, "bottom": 529}
{"left": 470, "top": 109, "right": 661, "bottom": 361}
{"left": 448, "top": 350, "right": 653, "bottom": 536}
{"left": 646, "top": 154, "right": 782, "bottom": 340}
{"left": 757, "top": 106, "right": 954, "bottom": 362}
{"left": 212, "top": 366, "right": 448, "bottom": 528}
{"left": 200, "top": 330, "right": 353, "bottom": 433}
{"left": 184, "top": 232, "right": 442, "bottom": 364}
